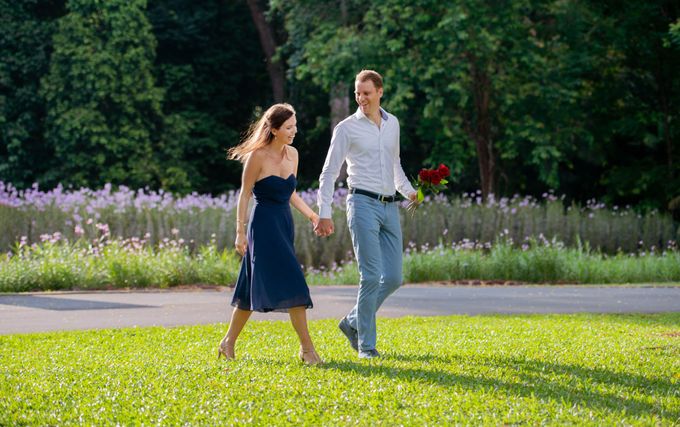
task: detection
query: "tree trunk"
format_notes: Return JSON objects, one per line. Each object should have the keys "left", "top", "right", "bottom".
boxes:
{"left": 245, "top": 0, "right": 285, "bottom": 103}
{"left": 330, "top": 82, "right": 350, "bottom": 130}
{"left": 662, "top": 96, "right": 673, "bottom": 178}
{"left": 466, "top": 57, "right": 495, "bottom": 199}
{"left": 331, "top": 1, "right": 350, "bottom": 183}
{"left": 330, "top": 81, "right": 350, "bottom": 183}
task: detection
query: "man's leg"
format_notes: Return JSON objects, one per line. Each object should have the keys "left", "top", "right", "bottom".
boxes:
{"left": 344, "top": 195, "right": 382, "bottom": 351}
{"left": 344, "top": 201, "right": 401, "bottom": 354}
{"left": 375, "top": 202, "right": 403, "bottom": 308}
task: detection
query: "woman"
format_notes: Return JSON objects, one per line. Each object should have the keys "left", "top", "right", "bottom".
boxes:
{"left": 217, "top": 103, "right": 323, "bottom": 365}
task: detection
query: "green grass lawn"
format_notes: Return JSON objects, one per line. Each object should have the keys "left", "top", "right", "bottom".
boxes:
{"left": 1, "top": 314, "right": 678, "bottom": 425}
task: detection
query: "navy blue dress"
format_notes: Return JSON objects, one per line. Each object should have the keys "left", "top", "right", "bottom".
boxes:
{"left": 231, "top": 174, "right": 313, "bottom": 312}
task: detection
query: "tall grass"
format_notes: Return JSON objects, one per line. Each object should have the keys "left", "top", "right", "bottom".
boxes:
{"left": 0, "top": 234, "right": 239, "bottom": 292}
{"left": 1, "top": 234, "right": 678, "bottom": 292}
{"left": 1, "top": 182, "right": 678, "bottom": 268}
{"left": 307, "top": 237, "right": 680, "bottom": 285}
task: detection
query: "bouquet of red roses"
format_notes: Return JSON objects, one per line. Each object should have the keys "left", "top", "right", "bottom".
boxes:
{"left": 408, "top": 163, "right": 450, "bottom": 214}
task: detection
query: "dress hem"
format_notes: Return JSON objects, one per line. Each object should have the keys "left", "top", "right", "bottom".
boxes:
{"left": 230, "top": 302, "right": 313, "bottom": 313}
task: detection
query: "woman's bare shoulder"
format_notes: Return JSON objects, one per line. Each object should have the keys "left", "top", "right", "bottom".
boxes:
{"left": 286, "top": 145, "right": 299, "bottom": 158}
{"left": 248, "top": 148, "right": 268, "bottom": 163}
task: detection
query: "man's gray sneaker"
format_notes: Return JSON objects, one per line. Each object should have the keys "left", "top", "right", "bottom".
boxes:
{"left": 338, "top": 317, "right": 358, "bottom": 352}
{"left": 358, "top": 349, "right": 381, "bottom": 359}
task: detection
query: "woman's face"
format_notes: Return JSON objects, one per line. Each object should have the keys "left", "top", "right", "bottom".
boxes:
{"left": 273, "top": 115, "right": 297, "bottom": 145}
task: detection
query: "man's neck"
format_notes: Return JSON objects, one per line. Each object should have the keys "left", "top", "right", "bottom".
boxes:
{"left": 366, "top": 107, "right": 382, "bottom": 127}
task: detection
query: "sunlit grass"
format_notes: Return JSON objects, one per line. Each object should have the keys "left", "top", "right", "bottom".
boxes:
{"left": 1, "top": 314, "right": 678, "bottom": 425}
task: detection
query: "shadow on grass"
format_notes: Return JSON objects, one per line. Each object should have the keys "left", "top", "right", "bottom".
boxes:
{"left": 320, "top": 353, "right": 678, "bottom": 420}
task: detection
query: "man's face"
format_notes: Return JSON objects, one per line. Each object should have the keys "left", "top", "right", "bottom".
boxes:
{"left": 355, "top": 79, "right": 383, "bottom": 116}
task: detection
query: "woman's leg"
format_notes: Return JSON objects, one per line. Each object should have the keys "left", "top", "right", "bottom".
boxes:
{"left": 288, "top": 306, "right": 322, "bottom": 364}
{"left": 218, "top": 307, "right": 252, "bottom": 359}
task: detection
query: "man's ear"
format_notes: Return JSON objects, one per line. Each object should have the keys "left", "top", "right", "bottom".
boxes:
{"left": 378, "top": 87, "right": 383, "bottom": 98}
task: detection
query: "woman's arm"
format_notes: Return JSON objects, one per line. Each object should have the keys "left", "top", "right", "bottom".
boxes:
{"left": 291, "top": 191, "right": 319, "bottom": 225}
{"left": 288, "top": 146, "right": 319, "bottom": 226}
{"left": 234, "top": 152, "right": 262, "bottom": 255}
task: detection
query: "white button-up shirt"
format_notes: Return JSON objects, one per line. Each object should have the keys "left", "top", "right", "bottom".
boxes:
{"left": 317, "top": 107, "right": 415, "bottom": 218}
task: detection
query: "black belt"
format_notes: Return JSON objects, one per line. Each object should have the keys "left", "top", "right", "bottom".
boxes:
{"left": 350, "top": 188, "right": 398, "bottom": 203}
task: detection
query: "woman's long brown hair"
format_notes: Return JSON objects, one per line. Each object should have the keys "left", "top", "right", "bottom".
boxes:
{"left": 227, "top": 103, "right": 296, "bottom": 163}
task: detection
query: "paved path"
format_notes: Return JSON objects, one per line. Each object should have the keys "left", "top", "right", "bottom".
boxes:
{"left": 1, "top": 285, "right": 678, "bottom": 335}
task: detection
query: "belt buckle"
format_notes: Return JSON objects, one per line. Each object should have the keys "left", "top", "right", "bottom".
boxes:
{"left": 379, "top": 194, "right": 387, "bottom": 203}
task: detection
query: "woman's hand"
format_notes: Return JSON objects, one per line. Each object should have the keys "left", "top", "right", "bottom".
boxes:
{"left": 235, "top": 232, "right": 247, "bottom": 256}
{"left": 309, "top": 213, "right": 320, "bottom": 229}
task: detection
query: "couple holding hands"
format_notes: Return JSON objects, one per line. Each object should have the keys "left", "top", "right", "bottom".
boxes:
{"left": 218, "top": 70, "right": 418, "bottom": 365}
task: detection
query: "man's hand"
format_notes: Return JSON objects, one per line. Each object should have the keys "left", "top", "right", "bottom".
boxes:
{"left": 406, "top": 191, "right": 420, "bottom": 216}
{"left": 314, "top": 218, "right": 335, "bottom": 237}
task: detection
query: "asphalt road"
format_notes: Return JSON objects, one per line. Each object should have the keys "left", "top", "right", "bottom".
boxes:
{"left": 1, "top": 285, "right": 678, "bottom": 335}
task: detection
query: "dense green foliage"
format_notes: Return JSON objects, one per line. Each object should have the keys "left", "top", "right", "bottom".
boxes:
{"left": 41, "top": 0, "right": 169, "bottom": 189}
{"left": 1, "top": 315, "right": 678, "bottom": 424}
{"left": 0, "top": 0, "right": 271, "bottom": 194}
{"left": 279, "top": 0, "right": 680, "bottom": 209}
{"left": 1, "top": 0, "right": 679, "bottom": 210}
{"left": 147, "top": 0, "right": 270, "bottom": 193}
{"left": 0, "top": 0, "right": 64, "bottom": 188}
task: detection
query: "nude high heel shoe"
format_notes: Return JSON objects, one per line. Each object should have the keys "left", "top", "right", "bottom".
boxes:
{"left": 217, "top": 338, "right": 235, "bottom": 360}
{"left": 299, "top": 348, "right": 323, "bottom": 365}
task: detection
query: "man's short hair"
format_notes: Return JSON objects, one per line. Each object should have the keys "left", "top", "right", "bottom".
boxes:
{"left": 355, "top": 69, "right": 383, "bottom": 89}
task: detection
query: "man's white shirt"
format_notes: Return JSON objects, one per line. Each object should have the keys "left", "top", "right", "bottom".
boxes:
{"left": 317, "top": 107, "right": 415, "bottom": 218}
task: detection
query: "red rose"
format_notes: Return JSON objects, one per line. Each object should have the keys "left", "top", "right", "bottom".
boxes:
{"left": 408, "top": 164, "right": 451, "bottom": 215}
{"left": 430, "top": 170, "right": 442, "bottom": 185}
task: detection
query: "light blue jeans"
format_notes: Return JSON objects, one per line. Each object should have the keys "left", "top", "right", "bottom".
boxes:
{"left": 345, "top": 193, "right": 403, "bottom": 351}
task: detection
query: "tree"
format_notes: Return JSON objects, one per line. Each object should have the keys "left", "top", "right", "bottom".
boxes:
{"left": 284, "top": 0, "right": 591, "bottom": 198}
{"left": 277, "top": 0, "right": 367, "bottom": 131}
{"left": 366, "top": 0, "right": 606, "bottom": 199}
{"left": 586, "top": 0, "right": 679, "bottom": 210}
{"left": 147, "top": 0, "right": 271, "bottom": 193}
{"left": 671, "top": 18, "right": 680, "bottom": 47}
{"left": 274, "top": 0, "right": 379, "bottom": 183}
{"left": 41, "top": 0, "right": 167, "bottom": 189}
{"left": 246, "top": 0, "right": 286, "bottom": 103}
{"left": 0, "top": 0, "right": 65, "bottom": 188}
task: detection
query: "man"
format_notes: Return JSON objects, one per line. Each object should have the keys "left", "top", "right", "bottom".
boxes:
{"left": 315, "top": 70, "right": 417, "bottom": 359}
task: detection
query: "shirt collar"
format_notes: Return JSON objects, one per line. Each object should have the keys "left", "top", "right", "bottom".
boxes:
{"left": 354, "top": 107, "right": 388, "bottom": 122}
